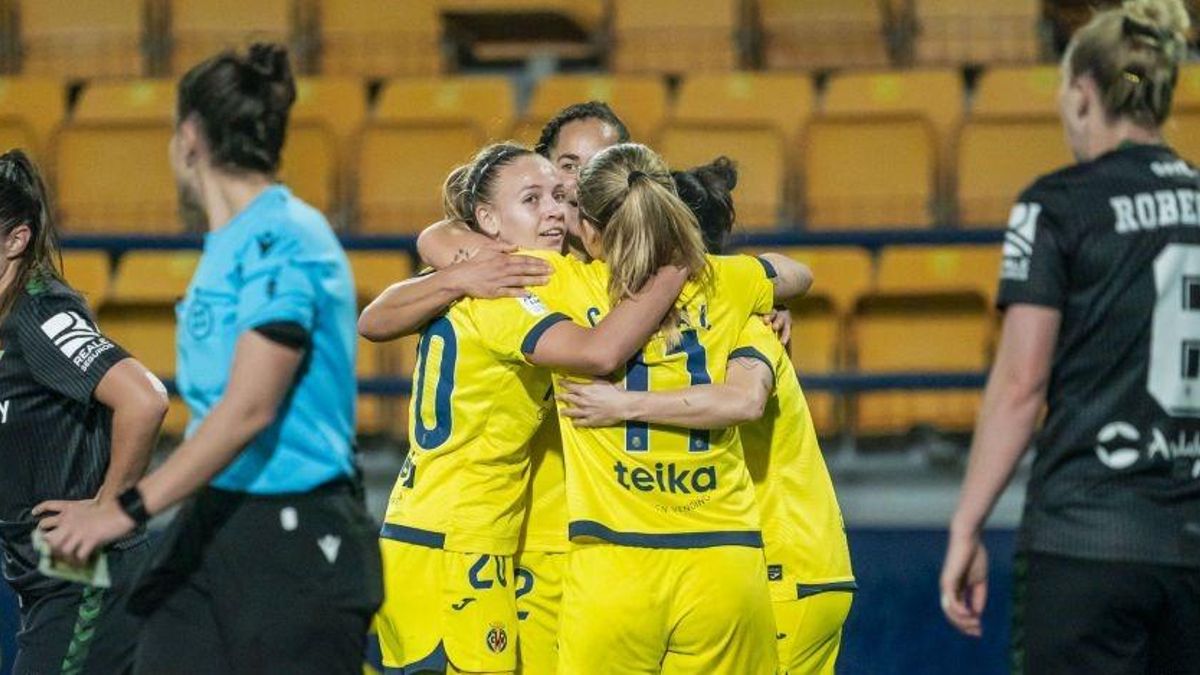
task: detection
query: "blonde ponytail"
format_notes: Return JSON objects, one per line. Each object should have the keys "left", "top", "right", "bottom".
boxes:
{"left": 577, "top": 143, "right": 711, "bottom": 348}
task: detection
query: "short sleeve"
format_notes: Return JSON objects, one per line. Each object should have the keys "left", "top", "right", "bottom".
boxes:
{"left": 730, "top": 317, "right": 782, "bottom": 380}
{"left": 234, "top": 232, "right": 318, "bottom": 337}
{"left": 716, "top": 255, "right": 775, "bottom": 317}
{"left": 469, "top": 292, "right": 570, "bottom": 362}
{"left": 14, "top": 295, "right": 130, "bottom": 403}
{"left": 996, "top": 183, "right": 1072, "bottom": 310}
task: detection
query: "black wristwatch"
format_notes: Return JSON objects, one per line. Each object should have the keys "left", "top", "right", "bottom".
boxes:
{"left": 116, "top": 486, "right": 151, "bottom": 526}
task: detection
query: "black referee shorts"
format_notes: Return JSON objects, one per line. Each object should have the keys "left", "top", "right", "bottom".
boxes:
{"left": 11, "top": 538, "right": 151, "bottom": 675}
{"left": 1012, "top": 551, "right": 1200, "bottom": 675}
{"left": 129, "top": 481, "right": 383, "bottom": 675}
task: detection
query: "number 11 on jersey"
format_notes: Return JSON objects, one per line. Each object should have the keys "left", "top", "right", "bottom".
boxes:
{"left": 623, "top": 330, "right": 712, "bottom": 452}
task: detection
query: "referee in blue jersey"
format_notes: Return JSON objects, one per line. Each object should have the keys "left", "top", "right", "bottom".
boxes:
{"left": 35, "top": 44, "right": 382, "bottom": 674}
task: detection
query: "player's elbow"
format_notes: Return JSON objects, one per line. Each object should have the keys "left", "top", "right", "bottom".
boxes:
{"left": 737, "top": 385, "right": 770, "bottom": 423}
{"left": 357, "top": 308, "right": 395, "bottom": 343}
{"left": 579, "top": 347, "right": 626, "bottom": 377}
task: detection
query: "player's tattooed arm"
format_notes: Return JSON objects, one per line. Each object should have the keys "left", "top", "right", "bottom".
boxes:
{"left": 758, "top": 253, "right": 813, "bottom": 304}
{"left": 559, "top": 356, "right": 774, "bottom": 428}
{"left": 359, "top": 220, "right": 553, "bottom": 341}
{"left": 359, "top": 250, "right": 552, "bottom": 341}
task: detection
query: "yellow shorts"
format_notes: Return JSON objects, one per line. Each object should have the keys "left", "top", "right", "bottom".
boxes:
{"left": 377, "top": 540, "right": 518, "bottom": 674}
{"left": 561, "top": 545, "right": 777, "bottom": 675}
{"left": 514, "top": 551, "right": 565, "bottom": 674}
{"left": 773, "top": 592, "right": 854, "bottom": 675}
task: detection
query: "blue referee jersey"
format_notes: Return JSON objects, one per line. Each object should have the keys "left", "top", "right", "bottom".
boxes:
{"left": 176, "top": 185, "right": 358, "bottom": 493}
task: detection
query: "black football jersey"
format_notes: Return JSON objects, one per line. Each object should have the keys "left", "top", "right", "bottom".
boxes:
{"left": 998, "top": 142, "right": 1200, "bottom": 567}
{"left": 0, "top": 277, "right": 132, "bottom": 593}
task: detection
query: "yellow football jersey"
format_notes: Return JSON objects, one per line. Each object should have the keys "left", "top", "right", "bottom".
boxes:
{"left": 382, "top": 273, "right": 577, "bottom": 555}
{"left": 517, "top": 419, "right": 569, "bottom": 553}
{"left": 520, "top": 250, "right": 777, "bottom": 547}
{"left": 734, "top": 319, "right": 856, "bottom": 600}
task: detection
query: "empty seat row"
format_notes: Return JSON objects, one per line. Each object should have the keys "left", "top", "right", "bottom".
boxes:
{"left": 0, "top": 0, "right": 1054, "bottom": 81}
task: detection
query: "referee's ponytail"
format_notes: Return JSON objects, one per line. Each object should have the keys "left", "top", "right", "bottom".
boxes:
{"left": 0, "top": 149, "right": 62, "bottom": 319}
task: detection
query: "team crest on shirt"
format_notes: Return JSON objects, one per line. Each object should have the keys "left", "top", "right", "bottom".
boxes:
{"left": 485, "top": 624, "right": 508, "bottom": 653}
{"left": 187, "top": 300, "right": 214, "bottom": 339}
{"left": 1001, "top": 202, "right": 1040, "bottom": 282}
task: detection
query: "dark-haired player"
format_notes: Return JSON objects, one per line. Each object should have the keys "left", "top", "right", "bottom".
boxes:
{"left": 941, "top": 2, "right": 1200, "bottom": 673}
{"left": 37, "top": 44, "right": 382, "bottom": 674}
{"left": 0, "top": 148, "right": 168, "bottom": 674}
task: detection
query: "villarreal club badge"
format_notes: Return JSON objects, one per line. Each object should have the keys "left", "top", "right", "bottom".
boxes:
{"left": 486, "top": 623, "right": 509, "bottom": 654}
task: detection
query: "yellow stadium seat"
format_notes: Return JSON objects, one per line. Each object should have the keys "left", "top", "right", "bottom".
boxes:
{"left": 956, "top": 117, "right": 1073, "bottom": 228}
{"left": 109, "top": 251, "right": 199, "bottom": 304}
{"left": 100, "top": 250, "right": 197, "bottom": 384}
{"left": 877, "top": 246, "right": 1004, "bottom": 304}
{"left": 281, "top": 78, "right": 365, "bottom": 221}
{"left": 54, "top": 80, "right": 178, "bottom": 234}
{"left": 358, "top": 335, "right": 417, "bottom": 436}
{"left": 0, "top": 78, "right": 66, "bottom": 162}
{"left": 1166, "top": 112, "right": 1200, "bottom": 165}
{"left": 758, "top": 0, "right": 890, "bottom": 71}
{"left": 775, "top": 247, "right": 874, "bottom": 316}
{"left": 162, "top": 396, "right": 189, "bottom": 437}
{"left": 803, "top": 115, "right": 937, "bottom": 230}
{"left": 61, "top": 251, "right": 111, "bottom": 310}
{"left": 972, "top": 65, "right": 1061, "bottom": 117}
{"left": 439, "top": 0, "right": 606, "bottom": 63}
{"left": 17, "top": 0, "right": 146, "bottom": 78}
{"left": 658, "top": 124, "right": 785, "bottom": 229}
{"left": 523, "top": 75, "right": 668, "bottom": 143}
{"left": 823, "top": 69, "right": 964, "bottom": 189}
{"left": 852, "top": 294, "right": 990, "bottom": 434}
{"left": 374, "top": 77, "right": 514, "bottom": 143}
{"left": 356, "top": 122, "right": 481, "bottom": 235}
{"left": 169, "top": 0, "right": 293, "bottom": 74}
{"left": 913, "top": 0, "right": 1042, "bottom": 66}
{"left": 348, "top": 251, "right": 415, "bottom": 301}
{"left": 1176, "top": 64, "right": 1200, "bottom": 113}
{"left": 317, "top": 0, "right": 441, "bottom": 78}
{"left": 611, "top": 0, "right": 741, "bottom": 74}
{"left": 672, "top": 73, "right": 813, "bottom": 142}
{"left": 792, "top": 298, "right": 842, "bottom": 436}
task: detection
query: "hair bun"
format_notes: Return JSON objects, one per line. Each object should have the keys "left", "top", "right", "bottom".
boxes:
{"left": 241, "top": 43, "right": 296, "bottom": 111}
{"left": 1123, "top": 0, "right": 1191, "bottom": 41}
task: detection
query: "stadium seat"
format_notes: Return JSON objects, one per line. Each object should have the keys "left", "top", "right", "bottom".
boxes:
{"left": 522, "top": 75, "right": 668, "bottom": 143}
{"left": 758, "top": 0, "right": 891, "bottom": 71}
{"left": 876, "top": 246, "right": 1004, "bottom": 304}
{"left": 1176, "top": 64, "right": 1200, "bottom": 112}
{"left": 767, "top": 247, "right": 874, "bottom": 316}
{"left": 1166, "top": 111, "right": 1200, "bottom": 165}
{"left": 852, "top": 293, "right": 991, "bottom": 434}
{"left": 54, "top": 80, "right": 178, "bottom": 234}
{"left": 348, "top": 250, "right": 415, "bottom": 300}
{"left": 17, "top": 0, "right": 146, "bottom": 78}
{"left": 912, "top": 0, "right": 1042, "bottom": 66}
{"left": 956, "top": 117, "right": 1073, "bottom": 227}
{"left": 791, "top": 297, "right": 842, "bottom": 436}
{"left": 823, "top": 68, "right": 964, "bottom": 195}
{"left": 611, "top": 0, "right": 741, "bottom": 74}
{"left": 972, "top": 65, "right": 1061, "bottom": 117}
{"left": 357, "top": 335, "right": 415, "bottom": 437}
{"left": 803, "top": 115, "right": 937, "bottom": 229}
{"left": 672, "top": 73, "right": 813, "bottom": 142}
{"left": 280, "top": 77, "right": 367, "bottom": 221}
{"left": 356, "top": 122, "right": 481, "bottom": 235}
{"left": 169, "top": 0, "right": 294, "bottom": 75}
{"left": 99, "top": 250, "right": 200, "bottom": 383}
{"left": 0, "top": 78, "right": 66, "bottom": 160}
{"left": 658, "top": 124, "right": 785, "bottom": 229}
{"left": 316, "top": 0, "right": 441, "bottom": 78}
{"left": 374, "top": 77, "right": 514, "bottom": 143}
{"left": 162, "top": 396, "right": 190, "bottom": 437}
{"left": 61, "top": 251, "right": 111, "bottom": 310}
{"left": 439, "top": 0, "right": 606, "bottom": 64}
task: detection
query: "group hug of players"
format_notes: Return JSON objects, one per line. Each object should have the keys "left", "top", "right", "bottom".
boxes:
{"left": 359, "top": 103, "right": 856, "bottom": 674}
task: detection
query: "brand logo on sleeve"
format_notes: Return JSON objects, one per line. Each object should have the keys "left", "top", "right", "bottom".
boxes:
{"left": 1001, "top": 202, "right": 1040, "bottom": 282}
{"left": 39, "top": 311, "right": 113, "bottom": 372}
